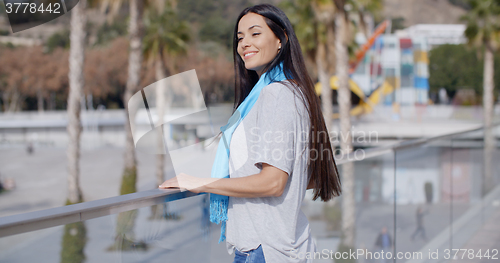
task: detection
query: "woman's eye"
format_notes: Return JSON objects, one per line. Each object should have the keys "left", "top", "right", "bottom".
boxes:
{"left": 237, "top": 33, "right": 259, "bottom": 42}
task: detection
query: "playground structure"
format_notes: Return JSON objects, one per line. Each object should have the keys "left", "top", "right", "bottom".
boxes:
{"left": 316, "top": 20, "right": 431, "bottom": 119}
{"left": 314, "top": 76, "right": 394, "bottom": 119}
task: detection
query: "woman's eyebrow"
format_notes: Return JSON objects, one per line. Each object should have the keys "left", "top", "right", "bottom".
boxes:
{"left": 237, "top": 25, "right": 262, "bottom": 34}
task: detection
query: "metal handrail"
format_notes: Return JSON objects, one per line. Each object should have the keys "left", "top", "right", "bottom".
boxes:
{"left": 0, "top": 189, "right": 200, "bottom": 238}
{"left": 0, "top": 122, "right": 498, "bottom": 238}
{"left": 336, "top": 122, "right": 500, "bottom": 164}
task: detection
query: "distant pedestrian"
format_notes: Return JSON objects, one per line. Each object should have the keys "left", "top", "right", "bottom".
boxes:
{"left": 2, "top": 177, "right": 15, "bottom": 190}
{"left": 439, "top": 88, "right": 449, "bottom": 104}
{"left": 0, "top": 173, "right": 15, "bottom": 192}
{"left": 26, "top": 142, "right": 34, "bottom": 155}
{"left": 374, "top": 226, "right": 393, "bottom": 263}
{"left": 411, "top": 206, "right": 428, "bottom": 241}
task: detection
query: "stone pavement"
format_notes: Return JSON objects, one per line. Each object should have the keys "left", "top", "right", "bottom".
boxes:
{"left": 0, "top": 146, "right": 161, "bottom": 253}
{"left": 0, "top": 143, "right": 234, "bottom": 262}
{"left": 0, "top": 142, "right": 335, "bottom": 262}
{"left": 453, "top": 207, "right": 500, "bottom": 263}
{"left": 1, "top": 142, "right": 498, "bottom": 262}
{"left": 0, "top": 194, "right": 235, "bottom": 263}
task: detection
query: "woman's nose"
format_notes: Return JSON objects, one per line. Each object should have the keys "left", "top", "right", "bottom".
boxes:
{"left": 240, "top": 38, "right": 251, "bottom": 48}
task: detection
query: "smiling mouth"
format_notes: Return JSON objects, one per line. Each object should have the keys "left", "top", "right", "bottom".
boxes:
{"left": 244, "top": 52, "right": 258, "bottom": 59}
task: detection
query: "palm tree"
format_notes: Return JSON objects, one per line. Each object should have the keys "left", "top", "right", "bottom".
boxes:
{"left": 350, "top": 0, "right": 383, "bottom": 39}
{"left": 333, "top": 0, "right": 357, "bottom": 249}
{"left": 102, "top": 0, "right": 182, "bottom": 250}
{"left": 280, "top": 0, "right": 335, "bottom": 132}
{"left": 283, "top": 0, "right": 360, "bottom": 248}
{"left": 461, "top": 0, "right": 500, "bottom": 194}
{"left": 106, "top": 0, "right": 147, "bottom": 251}
{"left": 142, "top": 2, "right": 190, "bottom": 219}
{"left": 311, "top": 0, "right": 336, "bottom": 134}
{"left": 279, "top": 0, "right": 317, "bottom": 61}
{"left": 281, "top": 0, "right": 336, "bottom": 139}
{"left": 119, "top": 0, "right": 141, "bottom": 197}
{"left": 283, "top": 0, "right": 361, "bottom": 250}
{"left": 62, "top": 0, "right": 88, "bottom": 262}
{"left": 67, "top": 0, "right": 87, "bottom": 208}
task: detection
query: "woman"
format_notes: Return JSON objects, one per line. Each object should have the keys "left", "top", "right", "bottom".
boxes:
{"left": 159, "top": 4, "right": 341, "bottom": 262}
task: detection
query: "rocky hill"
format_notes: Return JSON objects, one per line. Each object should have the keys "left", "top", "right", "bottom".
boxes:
{"left": 383, "top": 0, "right": 468, "bottom": 26}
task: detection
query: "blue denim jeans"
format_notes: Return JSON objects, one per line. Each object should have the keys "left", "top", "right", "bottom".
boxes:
{"left": 233, "top": 244, "right": 266, "bottom": 263}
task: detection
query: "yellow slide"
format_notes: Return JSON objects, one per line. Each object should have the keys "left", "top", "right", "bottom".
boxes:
{"left": 315, "top": 76, "right": 395, "bottom": 119}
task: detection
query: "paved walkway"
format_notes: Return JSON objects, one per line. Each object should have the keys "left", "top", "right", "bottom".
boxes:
{"left": 1, "top": 141, "right": 498, "bottom": 262}
{"left": 0, "top": 143, "right": 235, "bottom": 262}
{"left": 454, "top": 207, "right": 500, "bottom": 263}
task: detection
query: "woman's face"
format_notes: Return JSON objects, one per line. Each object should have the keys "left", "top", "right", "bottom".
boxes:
{"left": 237, "top": 13, "right": 281, "bottom": 77}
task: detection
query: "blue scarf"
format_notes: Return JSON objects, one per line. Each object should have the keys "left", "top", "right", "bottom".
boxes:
{"left": 210, "top": 61, "right": 288, "bottom": 243}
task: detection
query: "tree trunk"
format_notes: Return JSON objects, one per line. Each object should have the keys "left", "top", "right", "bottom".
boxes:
{"left": 37, "top": 87, "right": 44, "bottom": 112}
{"left": 358, "top": 11, "right": 370, "bottom": 39}
{"left": 1, "top": 91, "right": 7, "bottom": 111}
{"left": 61, "top": 1, "right": 87, "bottom": 262}
{"left": 7, "top": 88, "right": 20, "bottom": 112}
{"left": 49, "top": 92, "right": 56, "bottom": 110}
{"left": 66, "top": 0, "right": 86, "bottom": 205}
{"left": 150, "top": 52, "right": 174, "bottom": 220}
{"left": 155, "top": 53, "right": 167, "bottom": 188}
{"left": 123, "top": 0, "right": 143, "bottom": 174}
{"left": 317, "top": 43, "right": 332, "bottom": 132}
{"left": 112, "top": 0, "right": 143, "bottom": 249}
{"left": 336, "top": 10, "right": 356, "bottom": 248}
{"left": 311, "top": 0, "right": 336, "bottom": 132}
{"left": 483, "top": 46, "right": 494, "bottom": 194}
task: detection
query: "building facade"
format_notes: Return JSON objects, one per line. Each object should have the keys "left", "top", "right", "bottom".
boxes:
{"left": 351, "top": 34, "right": 430, "bottom": 105}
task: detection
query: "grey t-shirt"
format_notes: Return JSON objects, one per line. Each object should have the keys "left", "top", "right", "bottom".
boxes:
{"left": 225, "top": 80, "right": 316, "bottom": 262}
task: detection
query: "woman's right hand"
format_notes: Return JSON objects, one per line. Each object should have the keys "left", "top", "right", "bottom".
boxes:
{"left": 159, "top": 173, "right": 212, "bottom": 193}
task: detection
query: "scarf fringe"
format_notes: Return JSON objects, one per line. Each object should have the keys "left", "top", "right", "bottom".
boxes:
{"left": 219, "top": 221, "right": 226, "bottom": 243}
{"left": 209, "top": 195, "right": 229, "bottom": 223}
{"left": 210, "top": 194, "right": 229, "bottom": 243}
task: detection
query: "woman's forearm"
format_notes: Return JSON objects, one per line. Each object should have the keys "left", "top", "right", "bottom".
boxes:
{"left": 160, "top": 164, "right": 289, "bottom": 197}
{"left": 200, "top": 172, "right": 283, "bottom": 198}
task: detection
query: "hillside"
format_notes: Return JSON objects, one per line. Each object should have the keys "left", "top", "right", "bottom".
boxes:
{"left": 383, "top": 0, "right": 468, "bottom": 26}
{"left": 0, "top": 0, "right": 469, "bottom": 42}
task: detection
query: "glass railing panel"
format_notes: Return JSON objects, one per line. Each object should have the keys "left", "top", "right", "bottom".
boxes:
{"left": 353, "top": 149, "right": 396, "bottom": 263}
{"left": 0, "top": 135, "right": 216, "bottom": 216}
{"left": 0, "top": 224, "right": 64, "bottom": 262}
{"left": 303, "top": 148, "right": 395, "bottom": 262}
{"left": 394, "top": 138, "right": 453, "bottom": 263}
{"left": 0, "top": 194, "right": 232, "bottom": 263}
{"left": 447, "top": 126, "right": 500, "bottom": 261}
{"left": 303, "top": 163, "right": 341, "bottom": 261}
{"left": 304, "top": 163, "right": 344, "bottom": 263}
{"left": 447, "top": 128, "right": 484, "bottom": 256}
{"left": 0, "top": 146, "right": 164, "bottom": 218}
{"left": 2, "top": 124, "right": 497, "bottom": 262}
{"left": 492, "top": 124, "right": 500, "bottom": 187}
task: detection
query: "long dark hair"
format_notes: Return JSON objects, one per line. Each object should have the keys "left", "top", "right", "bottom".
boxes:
{"left": 213, "top": 4, "right": 341, "bottom": 201}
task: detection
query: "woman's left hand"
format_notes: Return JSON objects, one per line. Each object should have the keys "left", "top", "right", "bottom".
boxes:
{"left": 158, "top": 173, "right": 207, "bottom": 194}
